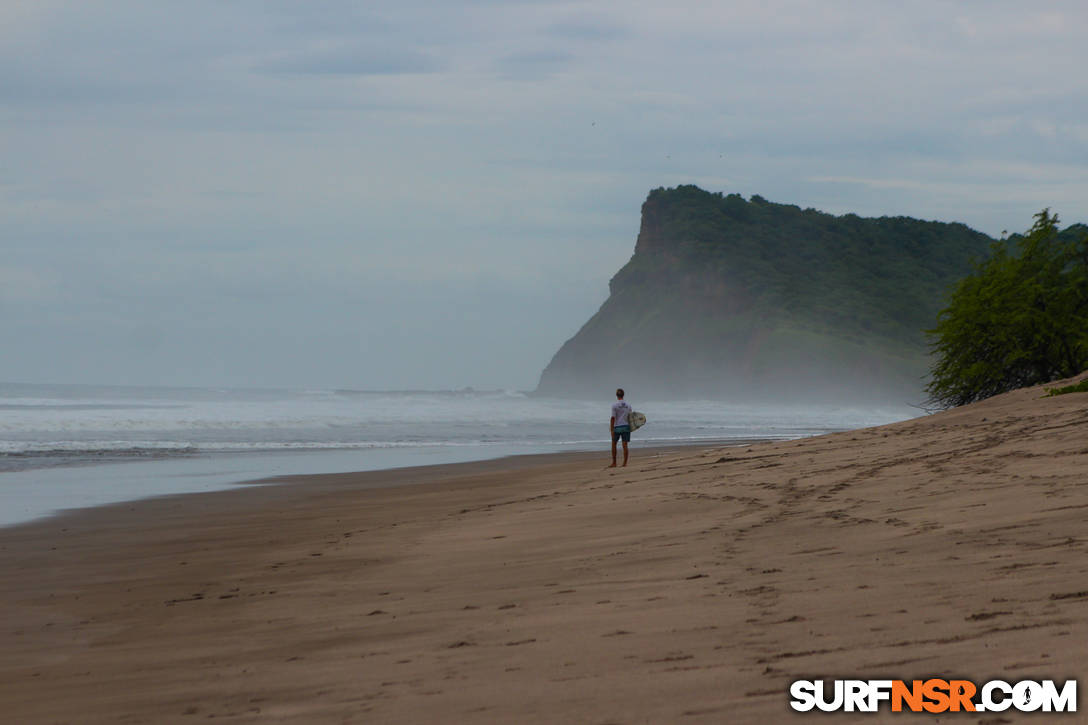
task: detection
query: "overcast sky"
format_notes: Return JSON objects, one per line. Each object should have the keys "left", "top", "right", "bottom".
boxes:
{"left": 3, "top": 1, "right": 1086, "bottom": 390}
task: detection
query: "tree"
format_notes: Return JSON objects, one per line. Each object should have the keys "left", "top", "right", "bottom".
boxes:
{"left": 925, "top": 210, "right": 1088, "bottom": 408}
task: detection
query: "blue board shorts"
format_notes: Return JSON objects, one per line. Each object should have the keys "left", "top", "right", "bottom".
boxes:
{"left": 612, "top": 425, "right": 631, "bottom": 443}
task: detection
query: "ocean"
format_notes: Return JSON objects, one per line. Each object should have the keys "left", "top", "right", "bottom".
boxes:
{"left": 0, "top": 383, "right": 918, "bottom": 527}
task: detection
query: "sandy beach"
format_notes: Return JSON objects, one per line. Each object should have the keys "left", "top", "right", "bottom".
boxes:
{"left": 2, "top": 378, "right": 1087, "bottom": 723}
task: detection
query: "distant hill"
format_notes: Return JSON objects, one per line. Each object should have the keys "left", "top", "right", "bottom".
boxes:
{"left": 536, "top": 186, "right": 1002, "bottom": 403}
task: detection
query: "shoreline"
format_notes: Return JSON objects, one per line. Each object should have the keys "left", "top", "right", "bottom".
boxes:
{"left": 0, "top": 437, "right": 784, "bottom": 530}
{"left": 3, "top": 379, "right": 1087, "bottom": 722}
{"left": 0, "top": 447, "right": 617, "bottom": 535}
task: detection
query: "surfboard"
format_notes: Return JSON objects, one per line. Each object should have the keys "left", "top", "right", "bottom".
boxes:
{"left": 628, "top": 411, "right": 647, "bottom": 431}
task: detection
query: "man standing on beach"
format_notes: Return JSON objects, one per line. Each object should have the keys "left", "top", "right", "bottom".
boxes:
{"left": 610, "top": 388, "right": 632, "bottom": 468}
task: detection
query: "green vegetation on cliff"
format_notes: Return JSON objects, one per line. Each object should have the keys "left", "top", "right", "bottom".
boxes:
{"left": 926, "top": 210, "right": 1088, "bottom": 408}
{"left": 537, "top": 186, "right": 1000, "bottom": 402}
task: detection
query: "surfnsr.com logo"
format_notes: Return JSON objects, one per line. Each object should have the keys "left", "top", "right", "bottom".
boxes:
{"left": 789, "top": 679, "right": 1077, "bottom": 713}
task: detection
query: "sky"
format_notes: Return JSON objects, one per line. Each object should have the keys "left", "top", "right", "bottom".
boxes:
{"left": 3, "top": 1, "right": 1087, "bottom": 391}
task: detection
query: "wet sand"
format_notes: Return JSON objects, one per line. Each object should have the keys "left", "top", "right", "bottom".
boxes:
{"left": 2, "top": 378, "right": 1087, "bottom": 723}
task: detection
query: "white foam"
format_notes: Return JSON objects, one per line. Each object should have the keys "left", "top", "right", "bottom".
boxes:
{"left": 0, "top": 383, "right": 917, "bottom": 464}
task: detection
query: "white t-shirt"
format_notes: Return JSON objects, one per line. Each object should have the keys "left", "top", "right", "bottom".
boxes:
{"left": 611, "top": 400, "right": 631, "bottom": 427}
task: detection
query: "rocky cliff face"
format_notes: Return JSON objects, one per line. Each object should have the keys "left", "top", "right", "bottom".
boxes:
{"left": 535, "top": 186, "right": 996, "bottom": 403}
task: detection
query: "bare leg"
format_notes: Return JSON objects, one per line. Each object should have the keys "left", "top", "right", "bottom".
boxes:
{"left": 610, "top": 438, "right": 617, "bottom": 467}
{"left": 622, "top": 440, "right": 629, "bottom": 467}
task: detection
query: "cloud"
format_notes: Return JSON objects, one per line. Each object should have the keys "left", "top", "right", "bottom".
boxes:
{"left": 0, "top": 265, "right": 60, "bottom": 304}
{"left": 492, "top": 50, "right": 575, "bottom": 80}
{"left": 255, "top": 43, "right": 443, "bottom": 76}
{"left": 545, "top": 17, "right": 627, "bottom": 41}
{"left": 2, "top": 0, "right": 1087, "bottom": 388}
